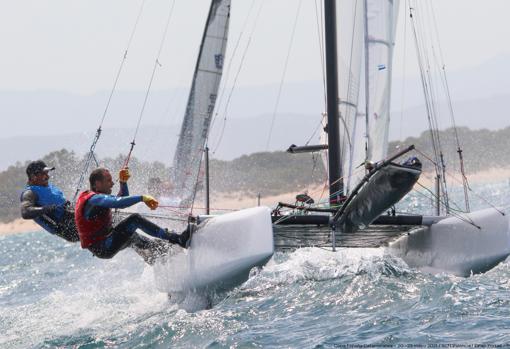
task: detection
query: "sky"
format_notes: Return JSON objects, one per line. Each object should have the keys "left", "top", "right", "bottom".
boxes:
{"left": 0, "top": 0, "right": 509, "bottom": 165}
{"left": 0, "top": 0, "right": 509, "bottom": 94}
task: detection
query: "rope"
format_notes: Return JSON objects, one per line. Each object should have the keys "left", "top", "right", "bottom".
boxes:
{"left": 265, "top": 0, "right": 303, "bottom": 150}
{"left": 414, "top": 182, "right": 480, "bottom": 229}
{"left": 408, "top": 3, "right": 450, "bottom": 212}
{"left": 124, "top": 0, "right": 177, "bottom": 167}
{"left": 313, "top": 0, "right": 327, "bottom": 112}
{"left": 415, "top": 147, "right": 504, "bottom": 216}
{"left": 427, "top": 0, "right": 470, "bottom": 211}
{"left": 73, "top": 0, "right": 147, "bottom": 200}
{"left": 304, "top": 116, "right": 327, "bottom": 146}
{"left": 159, "top": 204, "right": 238, "bottom": 212}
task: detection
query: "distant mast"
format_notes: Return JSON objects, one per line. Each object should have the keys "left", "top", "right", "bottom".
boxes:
{"left": 324, "top": 0, "right": 343, "bottom": 204}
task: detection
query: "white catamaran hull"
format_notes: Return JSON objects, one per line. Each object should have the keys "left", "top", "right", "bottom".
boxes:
{"left": 153, "top": 206, "right": 274, "bottom": 293}
{"left": 388, "top": 208, "right": 510, "bottom": 276}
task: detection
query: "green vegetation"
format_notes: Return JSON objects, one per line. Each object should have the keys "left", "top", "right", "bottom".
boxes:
{"left": 210, "top": 152, "right": 326, "bottom": 197}
{"left": 2, "top": 126, "right": 510, "bottom": 222}
{"left": 389, "top": 126, "right": 510, "bottom": 173}
{"left": 0, "top": 149, "right": 169, "bottom": 223}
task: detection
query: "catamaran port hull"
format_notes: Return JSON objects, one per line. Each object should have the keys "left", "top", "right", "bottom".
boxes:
{"left": 388, "top": 207, "right": 510, "bottom": 277}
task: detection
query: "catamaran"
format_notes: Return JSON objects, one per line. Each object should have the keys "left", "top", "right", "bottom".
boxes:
{"left": 270, "top": 0, "right": 510, "bottom": 278}
{"left": 154, "top": 0, "right": 510, "bottom": 296}
{"left": 76, "top": 0, "right": 510, "bottom": 296}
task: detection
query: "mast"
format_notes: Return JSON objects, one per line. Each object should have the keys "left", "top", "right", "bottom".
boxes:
{"left": 324, "top": 0, "right": 343, "bottom": 205}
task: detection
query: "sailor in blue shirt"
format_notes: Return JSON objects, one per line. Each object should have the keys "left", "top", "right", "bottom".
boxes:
{"left": 20, "top": 160, "right": 79, "bottom": 242}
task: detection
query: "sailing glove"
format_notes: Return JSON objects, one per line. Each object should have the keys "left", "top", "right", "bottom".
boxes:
{"left": 119, "top": 167, "right": 131, "bottom": 183}
{"left": 142, "top": 195, "right": 159, "bottom": 210}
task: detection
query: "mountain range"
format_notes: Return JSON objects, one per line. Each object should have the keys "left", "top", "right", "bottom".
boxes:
{"left": 1, "top": 53, "right": 509, "bottom": 170}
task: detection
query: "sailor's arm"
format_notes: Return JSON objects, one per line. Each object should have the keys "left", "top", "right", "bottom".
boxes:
{"left": 88, "top": 193, "right": 159, "bottom": 210}
{"left": 20, "top": 190, "right": 54, "bottom": 219}
{"left": 88, "top": 194, "right": 142, "bottom": 209}
{"left": 118, "top": 182, "right": 129, "bottom": 197}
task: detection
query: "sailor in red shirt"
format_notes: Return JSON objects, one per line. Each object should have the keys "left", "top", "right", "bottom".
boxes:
{"left": 75, "top": 167, "right": 191, "bottom": 264}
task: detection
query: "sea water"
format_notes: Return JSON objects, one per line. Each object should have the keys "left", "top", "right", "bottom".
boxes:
{"left": 2, "top": 181, "right": 510, "bottom": 348}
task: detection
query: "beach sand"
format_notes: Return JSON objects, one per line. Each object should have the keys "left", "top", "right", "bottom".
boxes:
{"left": 0, "top": 218, "right": 39, "bottom": 237}
{"left": 3, "top": 167, "right": 510, "bottom": 236}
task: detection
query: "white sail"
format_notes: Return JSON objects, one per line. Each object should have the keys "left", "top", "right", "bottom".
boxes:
{"left": 364, "top": 0, "right": 399, "bottom": 163}
{"left": 336, "top": 0, "right": 365, "bottom": 194}
{"left": 172, "top": 0, "right": 230, "bottom": 204}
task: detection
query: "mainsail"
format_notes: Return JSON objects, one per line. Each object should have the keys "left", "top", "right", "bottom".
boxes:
{"left": 172, "top": 0, "right": 230, "bottom": 204}
{"left": 336, "top": 0, "right": 365, "bottom": 194}
{"left": 333, "top": 0, "right": 399, "bottom": 194}
{"left": 364, "top": 0, "right": 400, "bottom": 163}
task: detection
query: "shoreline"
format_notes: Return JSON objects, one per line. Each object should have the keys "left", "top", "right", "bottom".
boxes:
{"left": 0, "top": 218, "right": 40, "bottom": 237}
{"left": 3, "top": 167, "right": 510, "bottom": 236}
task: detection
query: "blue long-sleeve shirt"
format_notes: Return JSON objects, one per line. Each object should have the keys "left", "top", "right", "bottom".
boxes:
{"left": 84, "top": 182, "right": 142, "bottom": 220}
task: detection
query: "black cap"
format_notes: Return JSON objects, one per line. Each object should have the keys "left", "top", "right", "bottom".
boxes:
{"left": 26, "top": 160, "right": 55, "bottom": 177}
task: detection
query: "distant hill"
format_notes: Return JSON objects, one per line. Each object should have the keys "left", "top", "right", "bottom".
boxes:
{"left": 0, "top": 149, "right": 325, "bottom": 223}
{"left": 0, "top": 113, "right": 325, "bottom": 170}
{"left": 2, "top": 53, "right": 510, "bottom": 170}
{"left": 2, "top": 93, "right": 510, "bottom": 171}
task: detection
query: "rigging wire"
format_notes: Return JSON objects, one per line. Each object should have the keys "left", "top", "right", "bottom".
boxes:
{"left": 408, "top": 2, "right": 450, "bottom": 213}
{"left": 313, "top": 0, "right": 327, "bottom": 112}
{"left": 211, "top": 0, "right": 265, "bottom": 154}
{"left": 416, "top": 1, "right": 451, "bottom": 211}
{"left": 415, "top": 147, "right": 505, "bottom": 217}
{"left": 73, "top": 0, "right": 148, "bottom": 201}
{"left": 302, "top": 0, "right": 327, "bottom": 148}
{"left": 415, "top": 148, "right": 504, "bottom": 216}
{"left": 417, "top": 1, "right": 451, "bottom": 212}
{"left": 414, "top": 182, "right": 480, "bottom": 229}
{"left": 427, "top": 0, "right": 470, "bottom": 211}
{"left": 123, "top": 0, "right": 177, "bottom": 168}
{"left": 265, "top": 0, "right": 303, "bottom": 150}
{"left": 209, "top": 0, "right": 257, "bottom": 134}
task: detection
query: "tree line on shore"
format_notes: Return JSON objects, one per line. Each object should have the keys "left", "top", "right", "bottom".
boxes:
{"left": 2, "top": 126, "right": 509, "bottom": 222}
{"left": 0, "top": 149, "right": 325, "bottom": 223}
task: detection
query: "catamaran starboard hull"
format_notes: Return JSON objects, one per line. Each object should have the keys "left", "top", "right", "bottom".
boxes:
{"left": 388, "top": 208, "right": 510, "bottom": 276}
{"left": 153, "top": 206, "right": 274, "bottom": 293}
